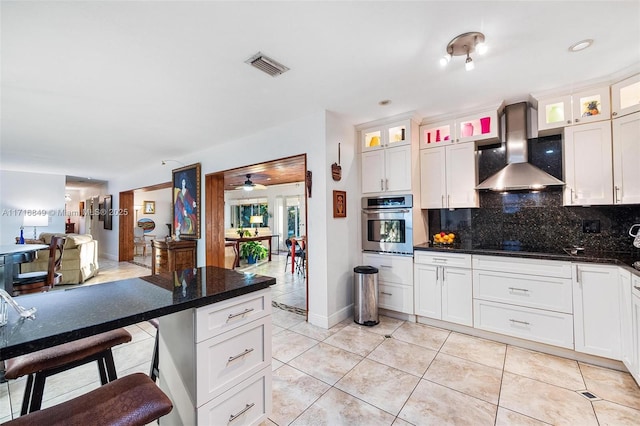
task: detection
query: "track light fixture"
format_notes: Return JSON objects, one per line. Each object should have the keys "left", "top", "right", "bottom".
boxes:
{"left": 440, "top": 31, "right": 486, "bottom": 71}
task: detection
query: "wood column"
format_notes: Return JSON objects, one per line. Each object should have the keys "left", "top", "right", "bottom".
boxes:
{"left": 205, "top": 173, "right": 225, "bottom": 267}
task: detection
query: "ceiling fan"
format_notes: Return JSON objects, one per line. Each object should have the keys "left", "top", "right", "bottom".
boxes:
{"left": 236, "top": 174, "right": 267, "bottom": 191}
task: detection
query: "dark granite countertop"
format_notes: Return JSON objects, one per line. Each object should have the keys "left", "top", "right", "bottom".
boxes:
{"left": 414, "top": 242, "right": 640, "bottom": 276}
{"left": 0, "top": 266, "right": 275, "bottom": 360}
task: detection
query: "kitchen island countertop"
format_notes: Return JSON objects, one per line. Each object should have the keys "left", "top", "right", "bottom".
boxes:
{"left": 0, "top": 266, "right": 275, "bottom": 360}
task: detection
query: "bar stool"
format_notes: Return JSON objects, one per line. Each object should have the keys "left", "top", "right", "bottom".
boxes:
{"left": 148, "top": 318, "right": 160, "bottom": 382}
{"left": 3, "top": 328, "right": 132, "bottom": 415}
{"left": 1, "top": 373, "right": 172, "bottom": 425}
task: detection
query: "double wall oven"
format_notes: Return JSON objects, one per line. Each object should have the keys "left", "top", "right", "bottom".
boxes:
{"left": 361, "top": 195, "right": 413, "bottom": 255}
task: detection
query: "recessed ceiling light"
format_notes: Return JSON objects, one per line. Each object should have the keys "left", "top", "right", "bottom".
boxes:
{"left": 568, "top": 39, "right": 593, "bottom": 52}
{"left": 378, "top": 100, "right": 391, "bottom": 106}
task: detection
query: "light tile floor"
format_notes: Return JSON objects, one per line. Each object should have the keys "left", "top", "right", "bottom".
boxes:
{"left": 2, "top": 259, "right": 640, "bottom": 425}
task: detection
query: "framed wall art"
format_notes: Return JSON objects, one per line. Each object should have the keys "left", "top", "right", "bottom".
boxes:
{"left": 104, "top": 194, "right": 113, "bottom": 230}
{"left": 144, "top": 200, "right": 156, "bottom": 214}
{"left": 98, "top": 202, "right": 104, "bottom": 221}
{"left": 333, "top": 190, "right": 346, "bottom": 218}
{"left": 172, "top": 163, "right": 201, "bottom": 239}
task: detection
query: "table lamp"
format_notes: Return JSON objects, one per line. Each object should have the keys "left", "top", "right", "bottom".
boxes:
{"left": 250, "top": 215, "right": 263, "bottom": 236}
{"left": 23, "top": 214, "right": 48, "bottom": 239}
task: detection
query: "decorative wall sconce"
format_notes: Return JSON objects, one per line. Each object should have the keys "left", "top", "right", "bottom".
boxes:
{"left": 439, "top": 31, "right": 487, "bottom": 71}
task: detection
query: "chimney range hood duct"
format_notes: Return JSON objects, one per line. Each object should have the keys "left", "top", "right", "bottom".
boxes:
{"left": 476, "top": 102, "right": 564, "bottom": 191}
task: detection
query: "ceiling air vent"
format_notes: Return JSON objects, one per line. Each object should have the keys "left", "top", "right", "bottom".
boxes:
{"left": 245, "top": 52, "right": 289, "bottom": 77}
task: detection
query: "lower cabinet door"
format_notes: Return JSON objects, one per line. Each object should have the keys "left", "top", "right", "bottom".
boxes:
{"left": 474, "top": 299, "right": 574, "bottom": 349}
{"left": 441, "top": 267, "right": 472, "bottom": 327}
{"left": 414, "top": 263, "right": 440, "bottom": 319}
{"left": 198, "top": 368, "right": 272, "bottom": 426}
{"left": 378, "top": 282, "right": 413, "bottom": 314}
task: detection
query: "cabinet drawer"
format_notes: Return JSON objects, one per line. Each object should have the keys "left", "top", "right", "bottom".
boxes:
{"left": 474, "top": 300, "right": 574, "bottom": 349}
{"left": 196, "top": 316, "right": 271, "bottom": 406}
{"left": 415, "top": 251, "right": 471, "bottom": 268}
{"left": 473, "top": 269, "right": 573, "bottom": 314}
{"left": 473, "top": 255, "right": 572, "bottom": 278}
{"left": 198, "top": 367, "right": 271, "bottom": 426}
{"left": 363, "top": 253, "right": 413, "bottom": 285}
{"left": 196, "top": 289, "right": 270, "bottom": 343}
{"left": 379, "top": 282, "right": 413, "bottom": 314}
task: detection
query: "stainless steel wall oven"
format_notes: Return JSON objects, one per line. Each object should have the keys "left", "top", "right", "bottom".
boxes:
{"left": 361, "top": 195, "right": 413, "bottom": 254}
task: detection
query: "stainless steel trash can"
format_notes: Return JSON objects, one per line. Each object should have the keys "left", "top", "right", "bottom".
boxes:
{"left": 353, "top": 266, "right": 379, "bottom": 326}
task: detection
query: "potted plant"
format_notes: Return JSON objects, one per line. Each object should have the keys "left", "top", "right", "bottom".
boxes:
{"left": 239, "top": 241, "right": 268, "bottom": 264}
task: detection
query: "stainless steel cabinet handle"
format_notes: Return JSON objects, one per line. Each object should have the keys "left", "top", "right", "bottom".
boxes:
{"left": 441, "top": 195, "right": 445, "bottom": 208}
{"left": 228, "top": 307, "right": 254, "bottom": 320}
{"left": 380, "top": 179, "right": 384, "bottom": 191}
{"left": 576, "top": 266, "right": 580, "bottom": 284}
{"left": 435, "top": 267, "right": 439, "bottom": 281}
{"left": 509, "top": 319, "right": 530, "bottom": 326}
{"left": 508, "top": 287, "right": 530, "bottom": 293}
{"left": 228, "top": 348, "right": 254, "bottom": 363}
{"left": 381, "top": 291, "right": 393, "bottom": 296}
{"left": 612, "top": 111, "right": 618, "bottom": 116}
{"left": 575, "top": 118, "right": 580, "bottom": 123}
{"left": 441, "top": 267, "right": 445, "bottom": 283}
{"left": 447, "top": 195, "right": 451, "bottom": 207}
{"left": 615, "top": 186, "right": 621, "bottom": 203}
{"left": 385, "top": 179, "right": 389, "bottom": 191}
{"left": 229, "top": 403, "right": 255, "bottom": 423}
{"left": 567, "top": 120, "right": 571, "bottom": 124}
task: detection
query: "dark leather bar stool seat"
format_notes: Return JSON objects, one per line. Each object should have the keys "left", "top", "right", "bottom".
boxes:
{"left": 1, "top": 373, "right": 173, "bottom": 426}
{"left": 3, "top": 328, "right": 132, "bottom": 415}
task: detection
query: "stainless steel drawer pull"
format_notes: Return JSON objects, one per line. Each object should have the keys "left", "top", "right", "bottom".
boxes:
{"left": 509, "top": 319, "right": 530, "bottom": 326}
{"left": 228, "top": 348, "right": 255, "bottom": 363}
{"left": 229, "top": 403, "right": 255, "bottom": 423}
{"left": 433, "top": 258, "right": 448, "bottom": 263}
{"left": 381, "top": 291, "right": 393, "bottom": 296}
{"left": 227, "top": 307, "right": 254, "bottom": 320}
{"left": 379, "top": 265, "right": 392, "bottom": 268}
{"left": 508, "top": 287, "right": 530, "bottom": 293}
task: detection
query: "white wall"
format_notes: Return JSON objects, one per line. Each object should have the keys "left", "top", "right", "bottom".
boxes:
{"left": 0, "top": 170, "right": 66, "bottom": 243}
{"left": 134, "top": 187, "right": 172, "bottom": 239}
{"left": 107, "top": 110, "right": 358, "bottom": 328}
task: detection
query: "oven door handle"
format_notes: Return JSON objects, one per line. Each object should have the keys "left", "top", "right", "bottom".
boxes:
{"left": 362, "top": 209, "right": 411, "bottom": 215}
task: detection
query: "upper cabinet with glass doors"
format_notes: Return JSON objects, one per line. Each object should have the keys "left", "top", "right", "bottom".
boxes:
{"left": 362, "top": 119, "right": 411, "bottom": 151}
{"left": 536, "top": 86, "right": 610, "bottom": 134}
{"left": 612, "top": 73, "right": 640, "bottom": 118}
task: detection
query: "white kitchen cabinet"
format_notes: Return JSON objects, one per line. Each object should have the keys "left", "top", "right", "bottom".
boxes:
{"left": 362, "top": 119, "right": 412, "bottom": 152}
{"left": 563, "top": 120, "right": 613, "bottom": 205}
{"left": 473, "top": 256, "right": 574, "bottom": 349}
{"left": 159, "top": 289, "right": 272, "bottom": 426}
{"left": 632, "top": 276, "right": 640, "bottom": 385}
{"left": 361, "top": 144, "right": 411, "bottom": 193}
{"left": 419, "top": 143, "right": 478, "bottom": 209}
{"left": 537, "top": 86, "right": 611, "bottom": 134}
{"left": 573, "top": 264, "right": 621, "bottom": 360}
{"left": 363, "top": 252, "right": 413, "bottom": 314}
{"left": 419, "top": 105, "right": 502, "bottom": 148}
{"left": 619, "top": 269, "right": 634, "bottom": 376}
{"left": 414, "top": 252, "right": 472, "bottom": 326}
{"left": 612, "top": 73, "right": 640, "bottom": 118}
{"left": 612, "top": 112, "right": 640, "bottom": 204}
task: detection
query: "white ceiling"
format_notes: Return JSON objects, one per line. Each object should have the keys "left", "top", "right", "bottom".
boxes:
{"left": 2, "top": 1, "right": 639, "bottom": 181}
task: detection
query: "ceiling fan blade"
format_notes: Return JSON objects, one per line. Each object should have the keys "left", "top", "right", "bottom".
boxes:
{"left": 253, "top": 183, "right": 267, "bottom": 189}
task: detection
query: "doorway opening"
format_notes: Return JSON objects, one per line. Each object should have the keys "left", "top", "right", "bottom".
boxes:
{"left": 205, "top": 154, "right": 308, "bottom": 316}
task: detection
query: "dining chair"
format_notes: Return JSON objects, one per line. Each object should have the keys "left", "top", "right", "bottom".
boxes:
{"left": 295, "top": 240, "right": 306, "bottom": 275}
{"left": 284, "top": 239, "right": 304, "bottom": 272}
{"left": 133, "top": 226, "right": 148, "bottom": 257}
{"left": 12, "top": 236, "right": 64, "bottom": 296}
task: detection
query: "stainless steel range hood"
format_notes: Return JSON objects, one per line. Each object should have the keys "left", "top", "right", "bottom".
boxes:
{"left": 476, "top": 102, "right": 564, "bottom": 191}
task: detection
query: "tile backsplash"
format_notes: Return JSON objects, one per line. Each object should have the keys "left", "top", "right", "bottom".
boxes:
{"left": 427, "top": 189, "right": 640, "bottom": 253}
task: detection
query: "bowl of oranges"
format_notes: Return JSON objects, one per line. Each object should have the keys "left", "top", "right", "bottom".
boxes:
{"left": 433, "top": 232, "right": 456, "bottom": 246}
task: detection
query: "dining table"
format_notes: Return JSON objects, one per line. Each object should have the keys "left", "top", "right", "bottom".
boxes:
{"left": 225, "top": 234, "right": 272, "bottom": 268}
{"left": 0, "top": 244, "right": 49, "bottom": 295}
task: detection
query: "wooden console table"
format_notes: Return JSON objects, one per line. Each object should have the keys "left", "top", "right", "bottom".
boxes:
{"left": 225, "top": 235, "right": 272, "bottom": 268}
{"left": 152, "top": 239, "right": 197, "bottom": 274}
